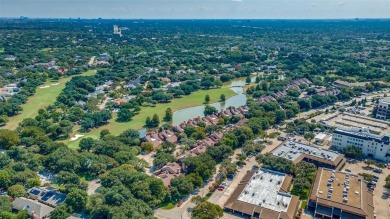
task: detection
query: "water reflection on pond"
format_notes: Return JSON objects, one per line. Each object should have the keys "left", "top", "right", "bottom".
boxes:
{"left": 172, "top": 82, "right": 248, "bottom": 126}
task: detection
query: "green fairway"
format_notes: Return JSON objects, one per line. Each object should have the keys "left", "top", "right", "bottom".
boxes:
{"left": 3, "top": 70, "right": 97, "bottom": 130}
{"left": 38, "top": 48, "right": 53, "bottom": 52}
{"left": 64, "top": 87, "right": 236, "bottom": 148}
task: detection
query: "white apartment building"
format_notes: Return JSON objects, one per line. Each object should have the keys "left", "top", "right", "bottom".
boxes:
{"left": 332, "top": 127, "right": 390, "bottom": 162}
{"left": 376, "top": 97, "right": 390, "bottom": 120}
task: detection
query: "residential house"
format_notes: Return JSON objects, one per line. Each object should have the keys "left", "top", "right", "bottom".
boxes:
{"left": 27, "top": 186, "right": 66, "bottom": 207}
{"left": 12, "top": 197, "right": 54, "bottom": 219}
{"left": 143, "top": 132, "right": 163, "bottom": 148}
{"left": 154, "top": 162, "right": 182, "bottom": 187}
{"left": 158, "top": 130, "right": 178, "bottom": 143}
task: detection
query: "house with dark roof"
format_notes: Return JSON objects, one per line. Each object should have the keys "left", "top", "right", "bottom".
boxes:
{"left": 27, "top": 186, "right": 66, "bottom": 207}
{"left": 125, "top": 77, "right": 141, "bottom": 89}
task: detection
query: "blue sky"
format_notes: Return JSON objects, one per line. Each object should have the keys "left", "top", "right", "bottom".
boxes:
{"left": 1, "top": 0, "right": 389, "bottom": 19}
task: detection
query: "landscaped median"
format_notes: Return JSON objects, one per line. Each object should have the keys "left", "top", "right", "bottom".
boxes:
{"left": 64, "top": 87, "right": 236, "bottom": 149}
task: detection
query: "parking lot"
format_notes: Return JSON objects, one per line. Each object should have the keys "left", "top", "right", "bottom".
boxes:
{"left": 343, "top": 159, "right": 390, "bottom": 219}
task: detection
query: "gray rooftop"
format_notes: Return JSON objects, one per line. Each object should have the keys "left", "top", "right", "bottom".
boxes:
{"left": 237, "top": 168, "right": 292, "bottom": 212}
{"left": 13, "top": 197, "right": 54, "bottom": 218}
{"left": 272, "top": 141, "right": 340, "bottom": 163}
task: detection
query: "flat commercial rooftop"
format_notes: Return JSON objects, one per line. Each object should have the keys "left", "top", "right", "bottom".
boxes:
{"left": 320, "top": 112, "right": 390, "bottom": 135}
{"left": 309, "top": 168, "right": 375, "bottom": 219}
{"left": 272, "top": 141, "right": 341, "bottom": 164}
{"left": 317, "top": 169, "right": 361, "bottom": 208}
{"left": 238, "top": 168, "right": 292, "bottom": 212}
{"left": 224, "top": 168, "right": 299, "bottom": 219}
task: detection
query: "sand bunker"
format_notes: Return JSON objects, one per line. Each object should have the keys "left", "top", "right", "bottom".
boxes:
{"left": 39, "top": 85, "right": 50, "bottom": 89}
{"left": 70, "top": 134, "right": 85, "bottom": 141}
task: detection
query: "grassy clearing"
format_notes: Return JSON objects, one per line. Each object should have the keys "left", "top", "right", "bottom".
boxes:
{"left": 0, "top": 48, "right": 4, "bottom": 53}
{"left": 3, "top": 70, "right": 97, "bottom": 130}
{"left": 159, "top": 202, "right": 176, "bottom": 209}
{"left": 328, "top": 74, "right": 358, "bottom": 81}
{"left": 64, "top": 87, "right": 236, "bottom": 149}
{"left": 39, "top": 48, "right": 53, "bottom": 52}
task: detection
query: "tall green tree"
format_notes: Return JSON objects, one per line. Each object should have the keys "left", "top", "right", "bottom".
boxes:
{"left": 204, "top": 94, "right": 210, "bottom": 103}
{"left": 7, "top": 185, "right": 26, "bottom": 198}
{"left": 204, "top": 105, "right": 217, "bottom": 116}
{"left": 245, "top": 77, "right": 251, "bottom": 84}
{"left": 304, "top": 132, "right": 315, "bottom": 144}
{"left": 152, "top": 114, "right": 160, "bottom": 127}
{"left": 164, "top": 108, "right": 173, "bottom": 122}
{"left": 65, "top": 189, "right": 88, "bottom": 212}
{"left": 192, "top": 201, "right": 223, "bottom": 219}
{"left": 0, "top": 170, "right": 11, "bottom": 188}
{"left": 220, "top": 94, "right": 226, "bottom": 102}
{"left": 145, "top": 116, "right": 151, "bottom": 127}
{"left": 117, "top": 108, "right": 133, "bottom": 122}
{"left": 0, "top": 196, "right": 12, "bottom": 212}
{"left": 50, "top": 204, "right": 72, "bottom": 219}
{"left": 0, "top": 130, "right": 19, "bottom": 149}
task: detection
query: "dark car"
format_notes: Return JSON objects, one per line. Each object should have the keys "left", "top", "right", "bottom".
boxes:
{"left": 373, "top": 169, "right": 383, "bottom": 173}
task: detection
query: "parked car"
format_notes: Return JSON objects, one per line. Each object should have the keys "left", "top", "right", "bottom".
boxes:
{"left": 373, "top": 169, "right": 383, "bottom": 173}
{"left": 217, "top": 187, "right": 224, "bottom": 191}
{"left": 345, "top": 169, "right": 351, "bottom": 173}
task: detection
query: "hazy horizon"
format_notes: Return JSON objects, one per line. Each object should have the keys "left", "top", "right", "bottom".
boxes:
{"left": 1, "top": 0, "right": 389, "bottom": 19}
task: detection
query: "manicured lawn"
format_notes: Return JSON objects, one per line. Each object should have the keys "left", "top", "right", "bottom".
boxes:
{"left": 159, "top": 202, "right": 176, "bottom": 209}
{"left": 64, "top": 87, "right": 236, "bottom": 149}
{"left": 3, "top": 70, "right": 97, "bottom": 130}
{"left": 39, "top": 48, "right": 53, "bottom": 52}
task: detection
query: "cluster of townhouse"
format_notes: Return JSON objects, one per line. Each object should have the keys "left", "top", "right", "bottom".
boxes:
{"left": 316, "top": 88, "right": 340, "bottom": 96}
{"left": 173, "top": 106, "right": 249, "bottom": 133}
{"left": 286, "top": 78, "right": 312, "bottom": 90}
{"left": 150, "top": 106, "right": 249, "bottom": 187}
{"left": 256, "top": 95, "right": 277, "bottom": 103}
{"left": 96, "top": 53, "right": 110, "bottom": 65}
{"left": 24, "top": 60, "right": 68, "bottom": 74}
{"left": 87, "top": 80, "right": 113, "bottom": 98}
{"left": 255, "top": 78, "right": 312, "bottom": 104}
{"left": 143, "top": 129, "right": 178, "bottom": 148}
{"left": 256, "top": 78, "right": 341, "bottom": 104}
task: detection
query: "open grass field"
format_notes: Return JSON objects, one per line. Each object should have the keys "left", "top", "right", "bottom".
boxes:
{"left": 38, "top": 48, "right": 53, "bottom": 52}
{"left": 2, "top": 70, "right": 97, "bottom": 130}
{"left": 64, "top": 87, "right": 236, "bottom": 148}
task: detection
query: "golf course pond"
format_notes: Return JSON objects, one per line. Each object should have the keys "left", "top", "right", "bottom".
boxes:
{"left": 171, "top": 76, "right": 253, "bottom": 126}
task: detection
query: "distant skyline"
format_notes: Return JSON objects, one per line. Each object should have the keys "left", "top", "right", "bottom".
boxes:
{"left": 1, "top": 0, "right": 389, "bottom": 19}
